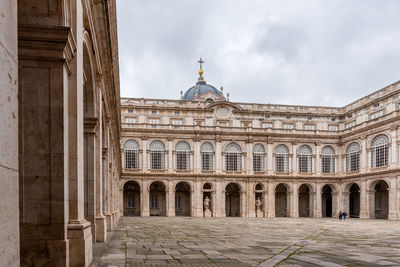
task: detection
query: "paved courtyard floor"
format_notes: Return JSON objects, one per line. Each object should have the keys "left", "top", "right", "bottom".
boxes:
{"left": 91, "top": 217, "right": 400, "bottom": 267}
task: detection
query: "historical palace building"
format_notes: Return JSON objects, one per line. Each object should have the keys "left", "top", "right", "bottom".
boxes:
{"left": 120, "top": 65, "right": 400, "bottom": 221}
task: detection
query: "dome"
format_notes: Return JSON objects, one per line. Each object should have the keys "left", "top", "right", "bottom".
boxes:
{"left": 182, "top": 81, "right": 222, "bottom": 101}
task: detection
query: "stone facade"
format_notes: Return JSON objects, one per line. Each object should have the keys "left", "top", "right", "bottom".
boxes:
{"left": 120, "top": 73, "right": 400, "bottom": 221}
{"left": 0, "top": 0, "right": 121, "bottom": 266}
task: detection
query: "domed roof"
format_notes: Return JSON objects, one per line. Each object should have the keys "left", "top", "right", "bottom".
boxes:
{"left": 182, "top": 80, "right": 222, "bottom": 101}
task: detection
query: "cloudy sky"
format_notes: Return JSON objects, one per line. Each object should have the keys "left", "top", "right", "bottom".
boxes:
{"left": 116, "top": 0, "right": 400, "bottom": 107}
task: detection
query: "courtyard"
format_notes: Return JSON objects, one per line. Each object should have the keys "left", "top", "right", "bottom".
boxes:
{"left": 91, "top": 217, "right": 400, "bottom": 267}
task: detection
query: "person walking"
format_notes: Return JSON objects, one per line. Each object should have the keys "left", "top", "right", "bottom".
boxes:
{"left": 343, "top": 211, "right": 347, "bottom": 220}
{"left": 339, "top": 210, "right": 343, "bottom": 220}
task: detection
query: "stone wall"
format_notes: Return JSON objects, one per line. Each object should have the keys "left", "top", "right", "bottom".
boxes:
{"left": 0, "top": 1, "right": 19, "bottom": 266}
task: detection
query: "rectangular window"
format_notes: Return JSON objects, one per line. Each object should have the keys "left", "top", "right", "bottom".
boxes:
{"left": 125, "top": 150, "right": 139, "bottom": 169}
{"left": 125, "top": 117, "right": 136, "bottom": 123}
{"left": 322, "top": 155, "right": 335, "bottom": 173}
{"left": 172, "top": 120, "right": 183, "bottom": 125}
{"left": 346, "top": 152, "right": 360, "bottom": 171}
{"left": 176, "top": 151, "right": 190, "bottom": 170}
{"left": 275, "top": 155, "right": 289, "bottom": 172}
{"left": 284, "top": 124, "right": 293, "bottom": 129}
{"left": 253, "top": 153, "right": 264, "bottom": 172}
{"left": 150, "top": 151, "right": 164, "bottom": 169}
{"left": 151, "top": 110, "right": 157, "bottom": 114}
{"left": 201, "top": 152, "right": 213, "bottom": 171}
{"left": 225, "top": 153, "right": 241, "bottom": 171}
{"left": 371, "top": 145, "right": 388, "bottom": 167}
{"left": 329, "top": 125, "right": 338, "bottom": 131}
{"left": 149, "top": 119, "right": 159, "bottom": 128}
{"left": 127, "top": 109, "right": 134, "bottom": 113}
{"left": 263, "top": 123, "right": 272, "bottom": 129}
{"left": 305, "top": 125, "right": 315, "bottom": 130}
{"left": 298, "top": 155, "right": 312, "bottom": 173}
{"left": 370, "top": 111, "right": 383, "bottom": 119}
{"left": 345, "top": 122, "right": 355, "bottom": 129}
{"left": 174, "top": 111, "right": 180, "bottom": 115}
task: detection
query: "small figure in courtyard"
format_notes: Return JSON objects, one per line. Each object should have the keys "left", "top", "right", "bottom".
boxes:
{"left": 255, "top": 197, "right": 262, "bottom": 211}
{"left": 204, "top": 196, "right": 210, "bottom": 211}
{"left": 343, "top": 211, "right": 347, "bottom": 220}
{"left": 339, "top": 210, "right": 343, "bottom": 220}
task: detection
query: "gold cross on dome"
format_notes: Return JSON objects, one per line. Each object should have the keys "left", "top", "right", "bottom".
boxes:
{"left": 197, "top": 58, "right": 205, "bottom": 70}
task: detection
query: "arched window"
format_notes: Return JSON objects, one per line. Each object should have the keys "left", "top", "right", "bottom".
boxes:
{"left": 298, "top": 145, "right": 312, "bottom": 173}
{"left": 149, "top": 140, "right": 165, "bottom": 170}
{"left": 253, "top": 144, "right": 265, "bottom": 172}
{"left": 321, "top": 146, "right": 335, "bottom": 173}
{"left": 275, "top": 144, "right": 289, "bottom": 172}
{"left": 201, "top": 142, "right": 214, "bottom": 171}
{"left": 346, "top": 142, "right": 360, "bottom": 172}
{"left": 371, "top": 134, "right": 389, "bottom": 168}
{"left": 175, "top": 141, "right": 191, "bottom": 170}
{"left": 225, "top": 142, "right": 242, "bottom": 171}
{"left": 124, "top": 140, "right": 139, "bottom": 169}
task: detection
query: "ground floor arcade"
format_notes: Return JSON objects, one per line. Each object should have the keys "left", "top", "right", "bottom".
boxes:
{"left": 120, "top": 176, "right": 400, "bottom": 220}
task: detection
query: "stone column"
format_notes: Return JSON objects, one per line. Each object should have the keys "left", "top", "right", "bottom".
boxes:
{"left": 388, "top": 178, "right": 397, "bottom": 220}
{"left": 267, "top": 142, "right": 273, "bottom": 175}
{"left": 194, "top": 139, "right": 200, "bottom": 173}
{"left": 18, "top": 23, "right": 72, "bottom": 267}
{"left": 211, "top": 189, "right": 217, "bottom": 217}
{"left": 247, "top": 142, "right": 253, "bottom": 175}
{"left": 167, "top": 180, "right": 175, "bottom": 217}
{"left": 291, "top": 182, "right": 299, "bottom": 218}
{"left": 142, "top": 138, "right": 147, "bottom": 171}
{"left": 332, "top": 191, "right": 340, "bottom": 218}
{"left": 292, "top": 143, "right": 298, "bottom": 174}
{"left": 315, "top": 184, "right": 322, "bottom": 218}
{"left": 315, "top": 144, "right": 321, "bottom": 174}
{"left": 142, "top": 180, "right": 150, "bottom": 216}
{"left": 397, "top": 176, "right": 400, "bottom": 221}
{"left": 168, "top": 139, "right": 173, "bottom": 172}
{"left": 368, "top": 189, "right": 375, "bottom": 219}
{"left": 215, "top": 181, "right": 224, "bottom": 217}
{"left": 361, "top": 138, "right": 367, "bottom": 172}
{"left": 95, "top": 112, "right": 106, "bottom": 242}
{"left": 267, "top": 183, "right": 275, "bottom": 217}
{"left": 390, "top": 128, "right": 397, "bottom": 166}
{"left": 359, "top": 180, "right": 368, "bottom": 218}
{"left": 342, "top": 191, "right": 350, "bottom": 216}
{"left": 262, "top": 191, "right": 268, "bottom": 217}
{"left": 195, "top": 180, "right": 203, "bottom": 217}
{"left": 240, "top": 191, "right": 247, "bottom": 217}
{"left": 248, "top": 181, "right": 256, "bottom": 217}
{"left": 84, "top": 119, "right": 98, "bottom": 242}
{"left": 215, "top": 139, "right": 222, "bottom": 174}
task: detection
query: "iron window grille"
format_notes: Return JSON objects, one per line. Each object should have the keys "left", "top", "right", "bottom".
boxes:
{"left": 371, "top": 134, "right": 389, "bottom": 168}
{"left": 346, "top": 142, "right": 360, "bottom": 172}
{"left": 275, "top": 144, "right": 289, "bottom": 172}
{"left": 124, "top": 140, "right": 140, "bottom": 169}
{"left": 225, "top": 143, "right": 242, "bottom": 171}
{"left": 321, "top": 146, "right": 335, "bottom": 173}
{"left": 149, "top": 140, "right": 165, "bottom": 170}
{"left": 298, "top": 145, "right": 312, "bottom": 173}
{"left": 253, "top": 144, "right": 265, "bottom": 172}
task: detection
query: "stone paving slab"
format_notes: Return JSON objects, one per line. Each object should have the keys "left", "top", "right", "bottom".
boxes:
{"left": 91, "top": 217, "right": 400, "bottom": 267}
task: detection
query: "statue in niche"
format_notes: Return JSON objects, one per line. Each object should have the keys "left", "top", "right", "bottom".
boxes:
{"left": 255, "top": 197, "right": 262, "bottom": 211}
{"left": 204, "top": 196, "right": 211, "bottom": 211}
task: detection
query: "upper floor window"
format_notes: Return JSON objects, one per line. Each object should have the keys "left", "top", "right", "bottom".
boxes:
{"left": 329, "top": 125, "right": 338, "bottom": 131}
{"left": 124, "top": 139, "right": 139, "bottom": 169}
{"left": 263, "top": 123, "right": 272, "bottom": 129}
{"left": 274, "top": 144, "right": 289, "bottom": 172}
{"left": 305, "top": 125, "right": 315, "bottom": 130}
{"left": 321, "top": 146, "right": 335, "bottom": 173}
{"left": 346, "top": 142, "right": 360, "bottom": 172}
{"left": 151, "top": 110, "right": 157, "bottom": 114}
{"left": 149, "top": 119, "right": 159, "bottom": 128}
{"left": 125, "top": 117, "right": 136, "bottom": 123}
{"left": 284, "top": 124, "right": 293, "bottom": 129}
{"left": 127, "top": 109, "right": 134, "bottom": 113}
{"left": 225, "top": 142, "right": 242, "bottom": 171}
{"left": 149, "top": 140, "right": 165, "bottom": 170}
{"left": 201, "top": 142, "right": 214, "bottom": 171}
{"left": 371, "top": 134, "right": 389, "bottom": 168}
{"left": 175, "top": 141, "right": 191, "bottom": 170}
{"left": 298, "top": 145, "right": 312, "bottom": 173}
{"left": 253, "top": 144, "right": 265, "bottom": 172}
{"left": 345, "top": 121, "right": 355, "bottom": 129}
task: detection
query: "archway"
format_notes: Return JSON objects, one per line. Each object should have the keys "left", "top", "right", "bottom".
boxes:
{"left": 225, "top": 183, "right": 241, "bottom": 217}
{"left": 123, "top": 181, "right": 140, "bottom": 216}
{"left": 175, "top": 182, "right": 191, "bottom": 216}
{"left": 275, "top": 184, "right": 289, "bottom": 217}
{"left": 149, "top": 181, "right": 166, "bottom": 216}
{"left": 349, "top": 184, "right": 360, "bottom": 218}
{"left": 373, "top": 180, "right": 389, "bottom": 219}
{"left": 299, "top": 184, "right": 312, "bottom": 217}
{"left": 322, "top": 185, "right": 333, "bottom": 217}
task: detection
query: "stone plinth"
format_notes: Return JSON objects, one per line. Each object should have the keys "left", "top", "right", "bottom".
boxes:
{"left": 256, "top": 210, "right": 264, "bottom": 218}
{"left": 204, "top": 210, "right": 212, "bottom": 217}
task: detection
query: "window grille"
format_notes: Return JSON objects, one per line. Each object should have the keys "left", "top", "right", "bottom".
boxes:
{"left": 371, "top": 134, "right": 389, "bottom": 168}
{"left": 124, "top": 140, "right": 140, "bottom": 169}
{"left": 176, "top": 141, "right": 191, "bottom": 170}
{"left": 149, "top": 140, "right": 165, "bottom": 170}
{"left": 275, "top": 144, "right": 289, "bottom": 172}
{"left": 201, "top": 142, "right": 214, "bottom": 171}
{"left": 253, "top": 144, "right": 265, "bottom": 172}
{"left": 346, "top": 142, "right": 360, "bottom": 171}
{"left": 298, "top": 145, "right": 312, "bottom": 173}
{"left": 151, "top": 195, "right": 158, "bottom": 208}
{"left": 321, "top": 146, "right": 335, "bottom": 173}
{"left": 225, "top": 143, "right": 242, "bottom": 171}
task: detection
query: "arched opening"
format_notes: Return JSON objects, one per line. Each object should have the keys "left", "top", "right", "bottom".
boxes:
{"left": 123, "top": 181, "right": 140, "bottom": 216}
{"left": 299, "top": 184, "right": 312, "bottom": 217}
{"left": 349, "top": 184, "right": 360, "bottom": 218}
{"left": 322, "top": 185, "right": 333, "bottom": 217}
{"left": 175, "top": 182, "right": 191, "bottom": 216}
{"left": 203, "top": 183, "right": 212, "bottom": 216}
{"left": 225, "top": 183, "right": 241, "bottom": 217}
{"left": 149, "top": 181, "right": 166, "bottom": 216}
{"left": 275, "top": 184, "right": 288, "bottom": 217}
{"left": 374, "top": 180, "right": 389, "bottom": 219}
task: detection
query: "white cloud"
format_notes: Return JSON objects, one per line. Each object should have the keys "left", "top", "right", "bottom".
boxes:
{"left": 117, "top": 0, "right": 400, "bottom": 106}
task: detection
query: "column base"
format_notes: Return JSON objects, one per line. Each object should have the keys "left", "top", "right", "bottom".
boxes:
{"left": 167, "top": 211, "right": 175, "bottom": 217}
{"left": 142, "top": 211, "right": 150, "bottom": 217}
{"left": 68, "top": 220, "right": 92, "bottom": 267}
{"left": 248, "top": 211, "right": 256, "bottom": 218}
{"left": 359, "top": 212, "right": 368, "bottom": 219}
{"left": 21, "top": 239, "right": 69, "bottom": 267}
{"left": 291, "top": 212, "right": 299, "bottom": 218}
{"left": 314, "top": 212, "right": 322, "bottom": 218}
{"left": 388, "top": 212, "right": 397, "bottom": 221}
{"left": 95, "top": 215, "right": 107, "bottom": 242}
